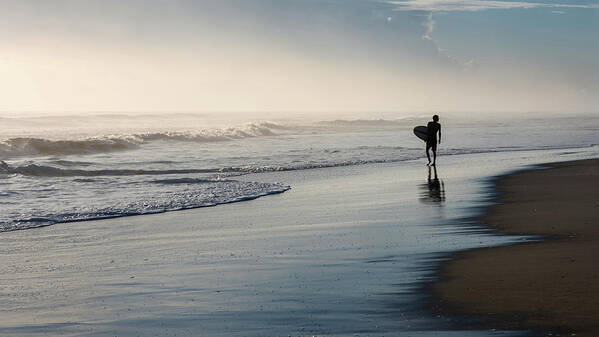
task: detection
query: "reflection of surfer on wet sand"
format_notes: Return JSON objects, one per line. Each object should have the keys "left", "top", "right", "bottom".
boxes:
{"left": 420, "top": 165, "right": 446, "bottom": 204}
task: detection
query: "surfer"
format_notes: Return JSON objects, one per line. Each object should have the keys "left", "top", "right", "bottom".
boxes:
{"left": 426, "top": 115, "right": 441, "bottom": 166}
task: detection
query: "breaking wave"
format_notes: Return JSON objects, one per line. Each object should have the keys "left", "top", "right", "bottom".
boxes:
{"left": 0, "top": 118, "right": 424, "bottom": 159}
{"left": 0, "top": 161, "right": 223, "bottom": 177}
{"left": 0, "top": 137, "right": 139, "bottom": 158}
{"left": 0, "top": 121, "right": 289, "bottom": 158}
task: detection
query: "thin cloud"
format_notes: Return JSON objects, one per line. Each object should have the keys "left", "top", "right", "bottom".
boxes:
{"left": 388, "top": 0, "right": 599, "bottom": 12}
{"left": 422, "top": 12, "right": 434, "bottom": 40}
{"left": 421, "top": 12, "right": 473, "bottom": 68}
{"left": 389, "top": 0, "right": 597, "bottom": 68}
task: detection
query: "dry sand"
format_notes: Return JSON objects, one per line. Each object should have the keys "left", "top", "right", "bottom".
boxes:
{"left": 431, "top": 159, "right": 599, "bottom": 336}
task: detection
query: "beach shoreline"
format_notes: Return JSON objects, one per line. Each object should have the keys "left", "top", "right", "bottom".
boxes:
{"left": 430, "top": 159, "right": 599, "bottom": 336}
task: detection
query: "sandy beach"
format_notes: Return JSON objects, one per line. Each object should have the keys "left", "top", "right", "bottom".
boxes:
{"left": 431, "top": 159, "right": 599, "bottom": 336}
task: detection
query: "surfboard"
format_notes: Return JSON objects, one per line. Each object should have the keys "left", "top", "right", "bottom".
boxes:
{"left": 413, "top": 126, "right": 428, "bottom": 141}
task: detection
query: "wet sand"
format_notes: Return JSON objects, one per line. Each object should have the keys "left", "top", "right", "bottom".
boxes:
{"left": 431, "top": 159, "right": 599, "bottom": 336}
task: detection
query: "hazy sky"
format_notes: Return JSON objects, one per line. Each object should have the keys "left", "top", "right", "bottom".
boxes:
{"left": 0, "top": 0, "right": 597, "bottom": 114}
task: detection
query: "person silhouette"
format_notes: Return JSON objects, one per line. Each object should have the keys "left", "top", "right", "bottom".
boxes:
{"left": 426, "top": 115, "right": 441, "bottom": 166}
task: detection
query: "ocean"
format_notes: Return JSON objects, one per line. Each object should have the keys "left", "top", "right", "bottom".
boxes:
{"left": 1, "top": 112, "right": 598, "bottom": 336}
{"left": 1, "top": 112, "right": 597, "bottom": 232}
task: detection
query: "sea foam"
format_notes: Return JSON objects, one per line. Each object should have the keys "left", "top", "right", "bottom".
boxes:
{"left": 0, "top": 176, "right": 290, "bottom": 232}
{"left": 0, "top": 121, "right": 289, "bottom": 158}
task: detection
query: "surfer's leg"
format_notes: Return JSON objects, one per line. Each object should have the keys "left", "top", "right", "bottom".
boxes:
{"left": 426, "top": 143, "right": 432, "bottom": 165}
{"left": 431, "top": 142, "right": 437, "bottom": 166}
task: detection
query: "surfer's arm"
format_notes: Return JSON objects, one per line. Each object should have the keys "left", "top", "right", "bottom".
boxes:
{"left": 438, "top": 125, "right": 441, "bottom": 144}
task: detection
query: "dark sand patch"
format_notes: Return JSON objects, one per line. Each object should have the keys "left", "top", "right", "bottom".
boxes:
{"left": 431, "top": 159, "right": 599, "bottom": 336}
